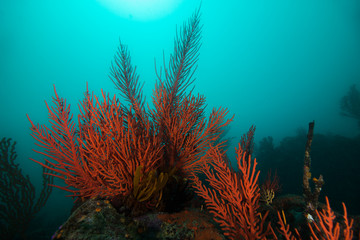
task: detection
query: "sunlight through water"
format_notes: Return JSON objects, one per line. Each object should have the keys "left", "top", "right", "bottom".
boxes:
{"left": 97, "top": 0, "right": 182, "bottom": 20}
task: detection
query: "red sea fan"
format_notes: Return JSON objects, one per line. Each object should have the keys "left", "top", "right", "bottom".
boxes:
{"left": 27, "top": 9, "right": 233, "bottom": 205}
{"left": 191, "top": 127, "right": 274, "bottom": 240}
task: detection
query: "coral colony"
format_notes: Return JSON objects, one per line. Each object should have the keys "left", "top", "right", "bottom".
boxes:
{"left": 1, "top": 8, "right": 357, "bottom": 240}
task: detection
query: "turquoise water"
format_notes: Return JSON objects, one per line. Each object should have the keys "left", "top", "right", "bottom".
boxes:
{"left": 1, "top": 0, "right": 359, "bottom": 239}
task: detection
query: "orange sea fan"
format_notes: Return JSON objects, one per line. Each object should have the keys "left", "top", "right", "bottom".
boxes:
{"left": 27, "top": 9, "right": 233, "bottom": 205}
{"left": 191, "top": 127, "right": 274, "bottom": 240}
{"left": 277, "top": 196, "right": 354, "bottom": 240}
{"left": 28, "top": 86, "right": 162, "bottom": 199}
{"left": 308, "top": 197, "right": 353, "bottom": 240}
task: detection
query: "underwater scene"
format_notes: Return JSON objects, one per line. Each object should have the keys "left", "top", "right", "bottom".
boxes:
{"left": 1, "top": 0, "right": 360, "bottom": 239}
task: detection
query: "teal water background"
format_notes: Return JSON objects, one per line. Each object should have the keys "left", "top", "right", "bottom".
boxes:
{"left": 1, "top": 0, "right": 360, "bottom": 236}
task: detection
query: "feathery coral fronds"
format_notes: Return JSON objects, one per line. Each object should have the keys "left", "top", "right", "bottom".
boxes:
{"left": 28, "top": 9, "right": 232, "bottom": 211}
{"left": 110, "top": 40, "right": 146, "bottom": 123}
{"left": 151, "top": 9, "right": 233, "bottom": 174}
{"left": 159, "top": 8, "right": 202, "bottom": 106}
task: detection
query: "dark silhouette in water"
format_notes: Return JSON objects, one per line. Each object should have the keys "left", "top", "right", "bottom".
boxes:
{"left": 0, "top": 137, "right": 53, "bottom": 240}
{"left": 256, "top": 130, "right": 360, "bottom": 215}
{"left": 341, "top": 84, "right": 360, "bottom": 129}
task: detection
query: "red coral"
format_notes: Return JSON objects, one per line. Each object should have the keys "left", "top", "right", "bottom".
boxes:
{"left": 28, "top": 87, "right": 156, "bottom": 199}
{"left": 27, "top": 10, "right": 232, "bottom": 205}
{"left": 277, "top": 210, "right": 301, "bottom": 240}
{"left": 276, "top": 196, "right": 354, "bottom": 240}
{"left": 191, "top": 127, "right": 274, "bottom": 240}
{"left": 308, "top": 197, "right": 353, "bottom": 240}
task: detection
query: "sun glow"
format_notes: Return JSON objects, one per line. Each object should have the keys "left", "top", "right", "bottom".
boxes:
{"left": 97, "top": 0, "right": 182, "bottom": 21}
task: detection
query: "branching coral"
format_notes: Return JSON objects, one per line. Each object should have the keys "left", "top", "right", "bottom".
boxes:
{"left": 27, "top": 9, "right": 232, "bottom": 213}
{"left": 192, "top": 124, "right": 356, "bottom": 240}
{"left": 308, "top": 197, "right": 353, "bottom": 240}
{"left": 277, "top": 197, "right": 354, "bottom": 240}
{"left": 191, "top": 127, "right": 275, "bottom": 240}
